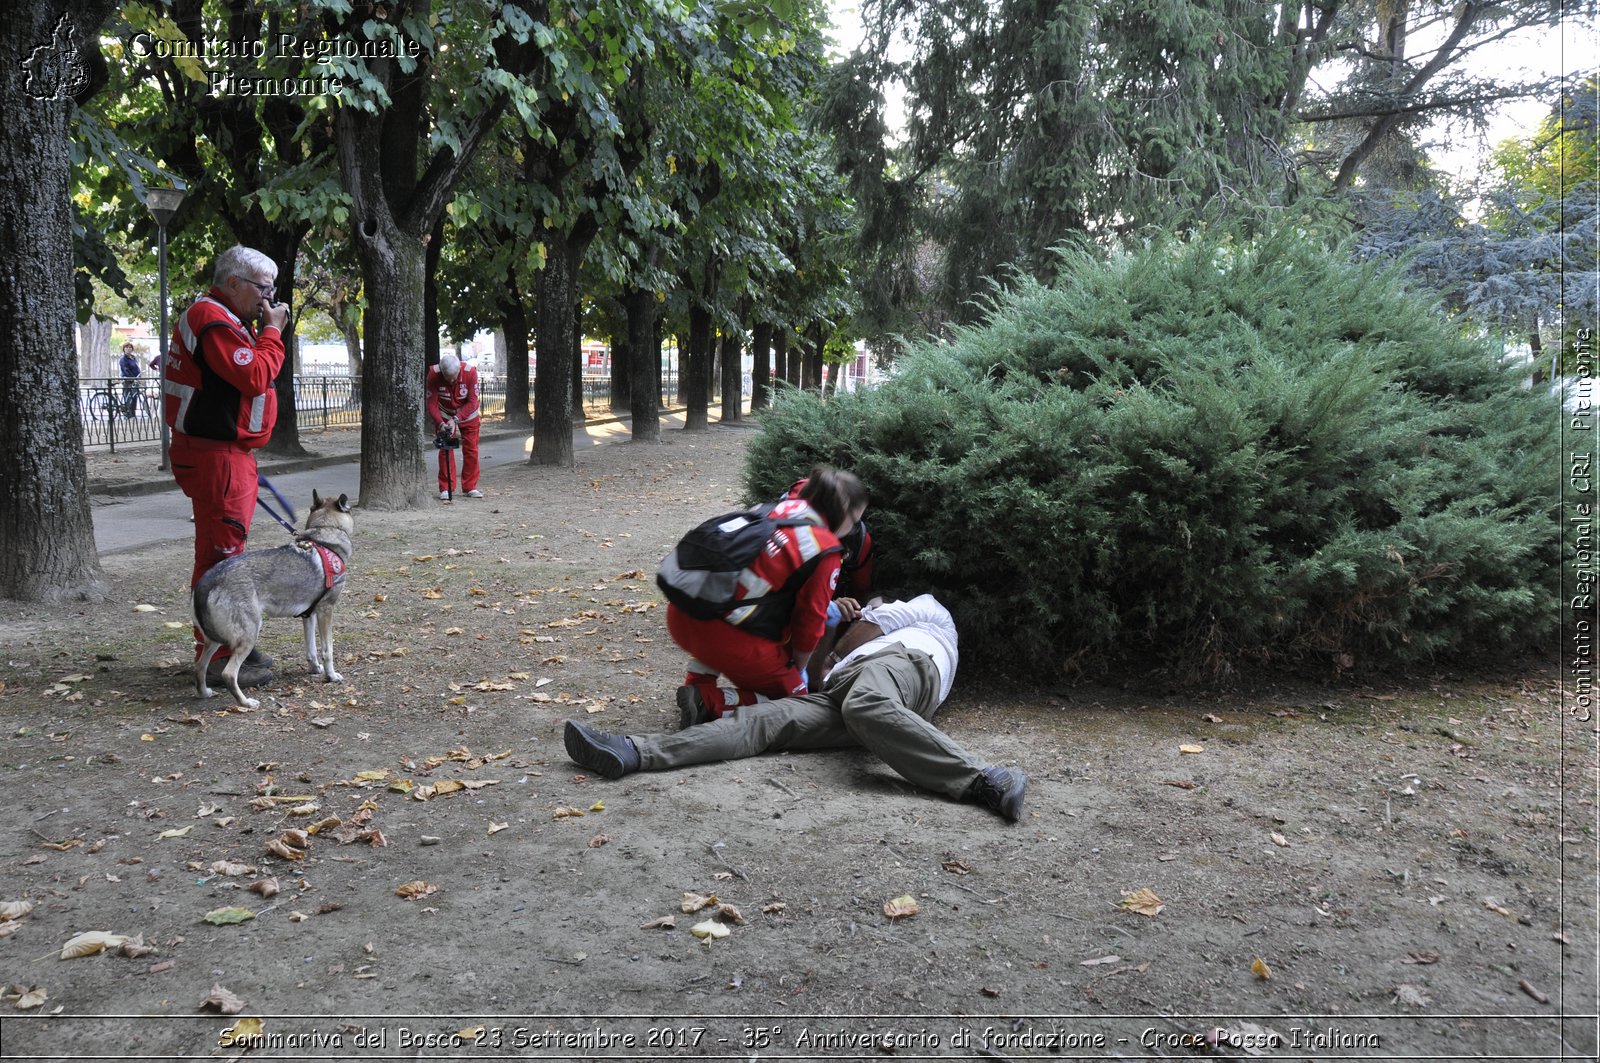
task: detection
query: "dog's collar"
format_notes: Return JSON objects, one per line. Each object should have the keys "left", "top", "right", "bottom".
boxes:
{"left": 295, "top": 540, "right": 346, "bottom": 618}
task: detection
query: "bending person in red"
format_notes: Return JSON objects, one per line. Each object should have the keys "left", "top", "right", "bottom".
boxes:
{"left": 669, "top": 467, "right": 869, "bottom": 726}
{"left": 425, "top": 353, "right": 482, "bottom": 499}
{"left": 164, "top": 245, "right": 288, "bottom": 689}
{"left": 783, "top": 473, "right": 876, "bottom": 602}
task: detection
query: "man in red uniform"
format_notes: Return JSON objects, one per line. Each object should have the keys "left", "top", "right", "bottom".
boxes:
{"left": 164, "top": 245, "right": 288, "bottom": 688}
{"left": 425, "top": 353, "right": 482, "bottom": 499}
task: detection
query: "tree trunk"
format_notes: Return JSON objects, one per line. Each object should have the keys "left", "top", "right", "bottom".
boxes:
{"left": 351, "top": 223, "right": 429, "bottom": 509}
{"left": 423, "top": 214, "right": 444, "bottom": 370}
{"left": 773, "top": 329, "right": 789, "bottom": 393}
{"left": 533, "top": 234, "right": 578, "bottom": 465}
{"left": 0, "top": 0, "right": 112, "bottom": 600}
{"left": 750, "top": 321, "right": 771, "bottom": 411}
{"left": 261, "top": 231, "right": 309, "bottom": 456}
{"left": 805, "top": 321, "right": 824, "bottom": 391}
{"left": 609, "top": 324, "right": 631, "bottom": 413}
{"left": 78, "top": 315, "right": 113, "bottom": 379}
{"left": 500, "top": 284, "right": 532, "bottom": 427}
{"left": 720, "top": 325, "right": 742, "bottom": 423}
{"left": 674, "top": 333, "right": 689, "bottom": 405}
{"left": 624, "top": 285, "right": 659, "bottom": 443}
{"left": 571, "top": 344, "right": 586, "bottom": 423}
{"left": 683, "top": 304, "right": 712, "bottom": 430}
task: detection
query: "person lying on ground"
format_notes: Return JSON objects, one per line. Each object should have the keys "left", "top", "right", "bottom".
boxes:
{"left": 564, "top": 593, "right": 1027, "bottom": 822}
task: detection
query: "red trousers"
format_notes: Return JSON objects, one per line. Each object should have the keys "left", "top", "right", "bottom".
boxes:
{"left": 437, "top": 419, "right": 480, "bottom": 492}
{"left": 667, "top": 604, "right": 807, "bottom": 714}
{"left": 171, "top": 434, "right": 258, "bottom": 654}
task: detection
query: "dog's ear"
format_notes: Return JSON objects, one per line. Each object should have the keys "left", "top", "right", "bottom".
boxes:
{"left": 312, "top": 489, "right": 323, "bottom": 509}
{"left": 336, "top": 493, "right": 350, "bottom": 513}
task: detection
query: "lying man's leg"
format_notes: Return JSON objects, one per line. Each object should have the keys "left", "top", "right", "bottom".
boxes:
{"left": 565, "top": 691, "right": 847, "bottom": 779}
{"left": 830, "top": 647, "right": 1026, "bottom": 821}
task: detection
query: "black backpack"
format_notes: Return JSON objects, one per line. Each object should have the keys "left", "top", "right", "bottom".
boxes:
{"left": 657, "top": 505, "right": 839, "bottom": 628}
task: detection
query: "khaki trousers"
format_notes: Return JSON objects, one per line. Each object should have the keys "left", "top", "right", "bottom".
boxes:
{"left": 632, "top": 646, "right": 985, "bottom": 799}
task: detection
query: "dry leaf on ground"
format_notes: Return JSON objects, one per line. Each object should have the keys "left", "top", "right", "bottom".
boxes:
{"left": 1251, "top": 957, "right": 1272, "bottom": 980}
{"left": 680, "top": 892, "right": 717, "bottom": 913}
{"left": 198, "top": 983, "right": 246, "bottom": 1014}
{"left": 689, "top": 920, "right": 730, "bottom": 940}
{"left": 639, "top": 915, "right": 676, "bottom": 930}
{"left": 0, "top": 901, "right": 34, "bottom": 922}
{"left": 1117, "top": 888, "right": 1165, "bottom": 917}
{"left": 395, "top": 881, "right": 439, "bottom": 900}
{"left": 59, "top": 931, "right": 131, "bottom": 959}
{"left": 883, "top": 895, "right": 919, "bottom": 920}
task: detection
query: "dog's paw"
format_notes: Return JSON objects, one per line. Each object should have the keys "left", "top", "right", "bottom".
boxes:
{"left": 238, "top": 696, "right": 260, "bottom": 710}
{"left": 199, "top": 686, "right": 215, "bottom": 699}
{"left": 324, "top": 670, "right": 344, "bottom": 684}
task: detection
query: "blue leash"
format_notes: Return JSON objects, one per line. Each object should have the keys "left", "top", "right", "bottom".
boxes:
{"left": 257, "top": 474, "right": 298, "bottom": 535}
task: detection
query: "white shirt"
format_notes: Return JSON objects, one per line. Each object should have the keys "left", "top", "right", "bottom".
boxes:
{"left": 828, "top": 593, "right": 959, "bottom": 705}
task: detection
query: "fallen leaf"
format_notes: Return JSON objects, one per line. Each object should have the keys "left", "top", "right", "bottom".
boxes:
{"left": 1163, "top": 780, "right": 1197, "bottom": 789}
{"left": 1202, "top": 713, "right": 1223, "bottom": 724}
{"left": 1080, "top": 954, "right": 1122, "bottom": 966}
{"left": 218, "top": 1017, "right": 264, "bottom": 1046}
{"left": 689, "top": 919, "right": 730, "bottom": 941}
{"left": 761, "top": 902, "right": 786, "bottom": 914}
{"left": 1179, "top": 743, "right": 1205, "bottom": 755}
{"left": 59, "top": 931, "right": 131, "bottom": 959}
{"left": 198, "top": 983, "right": 246, "bottom": 1015}
{"left": 40, "top": 838, "right": 83, "bottom": 852}
{"left": 247, "top": 878, "right": 279, "bottom": 899}
{"left": 587, "top": 833, "right": 613, "bottom": 848}
{"left": 1270, "top": 833, "right": 1290, "bottom": 848}
{"left": 1394, "top": 983, "right": 1431, "bottom": 1007}
{"left": 149, "top": 959, "right": 177, "bottom": 974}
{"left": 883, "top": 895, "right": 919, "bottom": 920}
{"left": 201, "top": 907, "right": 256, "bottom": 926}
{"left": 680, "top": 892, "right": 717, "bottom": 913}
{"left": 156, "top": 825, "right": 193, "bottom": 840}
{"left": 0, "top": 900, "right": 35, "bottom": 922}
{"left": 265, "top": 838, "right": 305, "bottom": 861}
{"left": 552, "top": 806, "right": 586, "bottom": 819}
{"left": 1403, "top": 950, "right": 1441, "bottom": 965}
{"left": 715, "top": 903, "right": 746, "bottom": 925}
{"left": 287, "top": 911, "right": 309, "bottom": 922}
{"left": 1118, "top": 888, "right": 1165, "bottom": 917}
{"left": 639, "top": 915, "right": 676, "bottom": 930}
{"left": 941, "top": 859, "right": 971, "bottom": 875}
{"left": 119, "top": 936, "right": 156, "bottom": 959}
{"left": 132, "top": 604, "right": 159, "bottom": 613}
{"left": 487, "top": 822, "right": 510, "bottom": 836}
{"left": 1251, "top": 957, "right": 1272, "bottom": 980}
{"left": 1484, "top": 897, "right": 1513, "bottom": 917}
{"left": 208, "top": 861, "right": 255, "bottom": 877}
{"left": 1519, "top": 979, "right": 1549, "bottom": 1004}
{"left": 15, "top": 986, "right": 47, "bottom": 1010}
{"left": 395, "top": 881, "right": 438, "bottom": 900}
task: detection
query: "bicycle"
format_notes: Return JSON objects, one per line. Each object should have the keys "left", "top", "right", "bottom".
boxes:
{"left": 86, "top": 380, "right": 154, "bottom": 422}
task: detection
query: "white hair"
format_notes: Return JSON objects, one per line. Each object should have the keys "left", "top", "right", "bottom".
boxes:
{"left": 212, "top": 246, "right": 278, "bottom": 287}
{"left": 439, "top": 353, "right": 461, "bottom": 377}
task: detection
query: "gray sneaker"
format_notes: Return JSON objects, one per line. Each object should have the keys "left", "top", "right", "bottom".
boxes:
{"left": 676, "top": 685, "right": 713, "bottom": 729}
{"left": 206, "top": 657, "right": 274, "bottom": 689}
{"left": 966, "top": 767, "right": 1026, "bottom": 822}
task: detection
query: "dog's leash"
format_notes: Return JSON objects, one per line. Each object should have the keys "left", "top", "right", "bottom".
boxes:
{"left": 257, "top": 474, "right": 298, "bottom": 535}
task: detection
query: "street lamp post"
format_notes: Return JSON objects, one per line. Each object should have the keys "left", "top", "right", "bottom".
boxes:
{"left": 143, "top": 185, "right": 186, "bottom": 471}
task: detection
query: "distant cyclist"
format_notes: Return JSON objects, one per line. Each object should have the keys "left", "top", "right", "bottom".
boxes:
{"left": 118, "top": 342, "right": 141, "bottom": 418}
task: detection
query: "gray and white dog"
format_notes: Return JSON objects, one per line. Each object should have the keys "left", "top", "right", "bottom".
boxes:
{"left": 194, "top": 490, "right": 354, "bottom": 708}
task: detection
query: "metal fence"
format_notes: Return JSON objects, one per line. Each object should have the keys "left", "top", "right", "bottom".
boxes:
{"left": 78, "top": 371, "right": 683, "bottom": 450}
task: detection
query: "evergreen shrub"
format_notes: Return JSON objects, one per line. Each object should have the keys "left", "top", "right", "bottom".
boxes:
{"left": 745, "top": 229, "right": 1560, "bottom": 680}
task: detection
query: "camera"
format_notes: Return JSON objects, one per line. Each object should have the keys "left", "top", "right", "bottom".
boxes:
{"left": 434, "top": 424, "right": 460, "bottom": 450}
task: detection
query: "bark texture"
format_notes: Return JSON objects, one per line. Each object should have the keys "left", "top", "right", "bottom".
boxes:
{"left": 0, "top": 0, "right": 114, "bottom": 600}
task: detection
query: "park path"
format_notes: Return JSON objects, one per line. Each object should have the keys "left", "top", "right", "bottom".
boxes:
{"left": 87, "top": 409, "right": 710, "bottom": 555}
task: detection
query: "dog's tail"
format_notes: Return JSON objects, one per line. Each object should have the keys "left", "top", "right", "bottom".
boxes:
{"left": 192, "top": 580, "right": 217, "bottom": 644}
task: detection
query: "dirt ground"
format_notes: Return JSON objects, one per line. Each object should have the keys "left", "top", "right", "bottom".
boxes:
{"left": 1, "top": 426, "right": 1595, "bottom": 1062}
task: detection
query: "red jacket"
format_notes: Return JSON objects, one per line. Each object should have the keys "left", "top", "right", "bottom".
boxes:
{"left": 163, "top": 289, "right": 285, "bottom": 448}
{"left": 426, "top": 364, "right": 480, "bottom": 428}
{"left": 724, "top": 498, "right": 842, "bottom": 652}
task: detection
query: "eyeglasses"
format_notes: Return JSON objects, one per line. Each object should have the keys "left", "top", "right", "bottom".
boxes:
{"left": 236, "top": 276, "right": 276, "bottom": 298}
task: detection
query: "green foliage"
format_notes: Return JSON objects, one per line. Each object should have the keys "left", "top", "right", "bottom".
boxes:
{"left": 745, "top": 229, "right": 1561, "bottom": 680}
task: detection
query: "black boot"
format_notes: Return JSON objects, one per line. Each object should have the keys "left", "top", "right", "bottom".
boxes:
{"left": 966, "top": 767, "right": 1026, "bottom": 822}
{"left": 564, "top": 721, "right": 640, "bottom": 779}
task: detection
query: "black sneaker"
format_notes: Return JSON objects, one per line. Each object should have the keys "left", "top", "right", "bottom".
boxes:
{"left": 244, "top": 648, "right": 274, "bottom": 669}
{"left": 966, "top": 767, "right": 1026, "bottom": 822}
{"left": 205, "top": 657, "right": 274, "bottom": 689}
{"left": 676, "top": 685, "right": 712, "bottom": 729}
{"left": 564, "top": 721, "right": 640, "bottom": 779}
